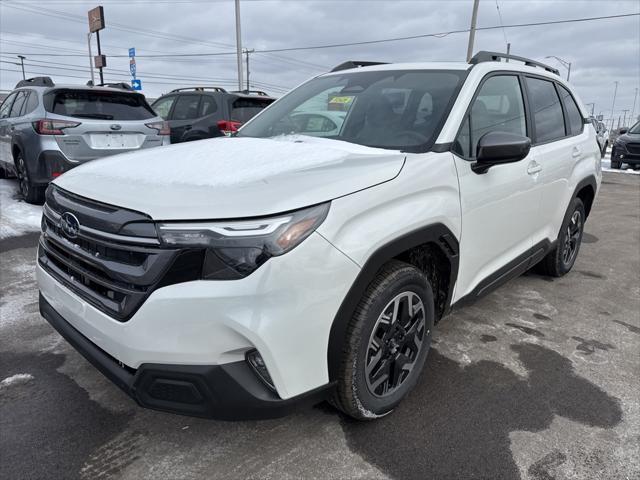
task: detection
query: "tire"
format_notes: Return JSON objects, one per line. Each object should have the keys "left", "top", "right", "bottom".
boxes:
{"left": 536, "top": 198, "right": 586, "bottom": 277}
{"left": 610, "top": 148, "right": 621, "bottom": 169}
{"left": 331, "top": 260, "right": 434, "bottom": 420}
{"left": 15, "top": 151, "right": 45, "bottom": 204}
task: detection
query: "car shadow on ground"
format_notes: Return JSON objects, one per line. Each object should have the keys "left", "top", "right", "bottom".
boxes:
{"left": 337, "top": 344, "right": 622, "bottom": 480}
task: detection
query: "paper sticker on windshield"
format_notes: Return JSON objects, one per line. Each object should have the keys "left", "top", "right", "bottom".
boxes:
{"left": 328, "top": 95, "right": 355, "bottom": 111}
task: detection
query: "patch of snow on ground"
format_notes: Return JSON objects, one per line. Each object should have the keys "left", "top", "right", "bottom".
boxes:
{"left": 0, "top": 180, "right": 43, "bottom": 239}
{"left": 0, "top": 373, "right": 34, "bottom": 389}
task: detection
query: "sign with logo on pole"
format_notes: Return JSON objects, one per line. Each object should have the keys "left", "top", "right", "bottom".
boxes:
{"left": 88, "top": 6, "right": 106, "bottom": 84}
{"left": 131, "top": 79, "right": 142, "bottom": 91}
{"left": 129, "top": 47, "right": 140, "bottom": 91}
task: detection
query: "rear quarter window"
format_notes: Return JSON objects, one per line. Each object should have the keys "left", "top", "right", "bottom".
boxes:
{"left": 230, "top": 97, "right": 274, "bottom": 123}
{"left": 45, "top": 90, "right": 156, "bottom": 120}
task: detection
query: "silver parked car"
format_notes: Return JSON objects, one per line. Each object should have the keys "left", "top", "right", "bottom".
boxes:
{"left": 0, "top": 77, "right": 169, "bottom": 204}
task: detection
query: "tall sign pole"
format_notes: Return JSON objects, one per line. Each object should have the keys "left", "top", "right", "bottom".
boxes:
{"left": 87, "top": 33, "right": 95, "bottom": 85}
{"left": 630, "top": 87, "right": 638, "bottom": 124}
{"left": 235, "top": 0, "right": 244, "bottom": 91}
{"left": 466, "top": 0, "right": 480, "bottom": 62}
{"left": 88, "top": 6, "right": 106, "bottom": 85}
{"left": 609, "top": 81, "right": 619, "bottom": 131}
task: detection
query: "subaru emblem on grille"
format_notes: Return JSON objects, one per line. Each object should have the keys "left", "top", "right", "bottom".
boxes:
{"left": 110, "top": 124, "right": 122, "bottom": 131}
{"left": 60, "top": 212, "right": 80, "bottom": 239}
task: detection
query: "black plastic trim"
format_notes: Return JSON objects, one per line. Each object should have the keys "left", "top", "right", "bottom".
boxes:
{"left": 327, "top": 223, "right": 459, "bottom": 381}
{"left": 40, "top": 294, "right": 334, "bottom": 420}
{"left": 453, "top": 239, "right": 554, "bottom": 309}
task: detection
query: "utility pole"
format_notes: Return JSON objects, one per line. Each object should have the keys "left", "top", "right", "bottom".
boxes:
{"left": 630, "top": 87, "right": 638, "bottom": 124}
{"left": 610, "top": 81, "right": 619, "bottom": 131}
{"left": 621, "top": 109, "right": 629, "bottom": 127}
{"left": 244, "top": 48, "right": 255, "bottom": 92}
{"left": 87, "top": 33, "right": 95, "bottom": 85}
{"left": 235, "top": 0, "right": 244, "bottom": 91}
{"left": 96, "top": 30, "right": 104, "bottom": 84}
{"left": 17, "top": 55, "right": 26, "bottom": 79}
{"left": 466, "top": 0, "right": 480, "bottom": 62}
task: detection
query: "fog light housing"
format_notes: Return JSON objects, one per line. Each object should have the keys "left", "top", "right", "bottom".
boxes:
{"left": 246, "top": 349, "right": 275, "bottom": 391}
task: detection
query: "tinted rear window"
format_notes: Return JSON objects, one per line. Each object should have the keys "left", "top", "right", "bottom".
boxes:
{"left": 45, "top": 90, "right": 156, "bottom": 120}
{"left": 231, "top": 97, "right": 273, "bottom": 123}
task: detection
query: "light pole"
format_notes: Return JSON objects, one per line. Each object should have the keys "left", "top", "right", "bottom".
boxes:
{"left": 17, "top": 55, "right": 26, "bottom": 80}
{"left": 234, "top": 0, "right": 244, "bottom": 91}
{"left": 585, "top": 102, "right": 595, "bottom": 116}
{"left": 610, "top": 81, "right": 619, "bottom": 131}
{"left": 545, "top": 56, "right": 571, "bottom": 81}
{"left": 631, "top": 87, "right": 638, "bottom": 125}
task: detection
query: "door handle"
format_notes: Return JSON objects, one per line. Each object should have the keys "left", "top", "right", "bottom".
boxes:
{"left": 572, "top": 147, "right": 582, "bottom": 158}
{"left": 527, "top": 161, "right": 542, "bottom": 175}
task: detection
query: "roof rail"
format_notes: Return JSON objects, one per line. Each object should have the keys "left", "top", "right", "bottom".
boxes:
{"left": 330, "top": 61, "right": 388, "bottom": 72}
{"left": 230, "top": 89, "right": 271, "bottom": 97}
{"left": 169, "top": 86, "right": 228, "bottom": 93}
{"left": 15, "top": 76, "right": 55, "bottom": 88}
{"left": 469, "top": 51, "right": 560, "bottom": 76}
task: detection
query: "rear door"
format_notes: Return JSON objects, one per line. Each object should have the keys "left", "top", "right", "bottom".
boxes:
{"left": 44, "top": 89, "right": 160, "bottom": 161}
{"left": 167, "top": 94, "right": 201, "bottom": 143}
{"left": 0, "top": 92, "right": 17, "bottom": 165}
{"left": 452, "top": 73, "right": 541, "bottom": 301}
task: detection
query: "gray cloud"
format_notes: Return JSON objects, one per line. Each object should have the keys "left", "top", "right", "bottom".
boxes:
{"left": 1, "top": 0, "right": 638, "bottom": 126}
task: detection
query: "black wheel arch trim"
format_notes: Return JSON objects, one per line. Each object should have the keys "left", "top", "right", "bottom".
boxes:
{"left": 571, "top": 174, "right": 598, "bottom": 218}
{"left": 327, "top": 223, "right": 459, "bottom": 381}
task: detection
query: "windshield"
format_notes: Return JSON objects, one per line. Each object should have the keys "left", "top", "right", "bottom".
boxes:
{"left": 45, "top": 90, "right": 156, "bottom": 120}
{"left": 629, "top": 121, "right": 640, "bottom": 134}
{"left": 239, "top": 69, "right": 465, "bottom": 152}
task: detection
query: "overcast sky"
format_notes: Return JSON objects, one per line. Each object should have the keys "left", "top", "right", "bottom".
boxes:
{"left": 0, "top": 0, "right": 639, "bottom": 125}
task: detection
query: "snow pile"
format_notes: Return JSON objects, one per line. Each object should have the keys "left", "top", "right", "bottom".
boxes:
{"left": 0, "top": 373, "right": 34, "bottom": 389}
{"left": 0, "top": 180, "right": 43, "bottom": 239}
{"left": 57, "top": 136, "right": 396, "bottom": 189}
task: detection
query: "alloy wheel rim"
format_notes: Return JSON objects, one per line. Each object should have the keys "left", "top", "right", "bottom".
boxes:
{"left": 17, "top": 157, "right": 29, "bottom": 197}
{"left": 562, "top": 210, "right": 582, "bottom": 265}
{"left": 365, "top": 291, "right": 427, "bottom": 398}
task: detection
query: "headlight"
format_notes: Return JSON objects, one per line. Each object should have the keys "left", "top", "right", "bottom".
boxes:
{"left": 157, "top": 203, "right": 330, "bottom": 280}
{"left": 614, "top": 140, "right": 626, "bottom": 150}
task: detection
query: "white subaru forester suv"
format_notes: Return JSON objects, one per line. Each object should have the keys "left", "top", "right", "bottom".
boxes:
{"left": 37, "top": 52, "right": 601, "bottom": 420}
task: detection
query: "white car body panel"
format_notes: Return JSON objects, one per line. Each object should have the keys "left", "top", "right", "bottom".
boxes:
{"left": 53, "top": 136, "right": 405, "bottom": 220}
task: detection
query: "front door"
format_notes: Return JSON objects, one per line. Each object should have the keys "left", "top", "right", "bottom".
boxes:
{"left": 451, "top": 74, "right": 542, "bottom": 301}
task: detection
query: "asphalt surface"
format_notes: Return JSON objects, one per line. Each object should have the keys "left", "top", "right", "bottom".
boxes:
{"left": 1, "top": 172, "right": 639, "bottom": 480}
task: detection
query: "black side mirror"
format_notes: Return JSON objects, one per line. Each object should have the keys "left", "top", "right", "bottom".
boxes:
{"left": 619, "top": 128, "right": 628, "bottom": 135}
{"left": 472, "top": 131, "right": 531, "bottom": 174}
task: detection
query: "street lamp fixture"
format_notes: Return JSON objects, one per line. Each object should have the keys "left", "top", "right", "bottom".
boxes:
{"left": 17, "top": 55, "right": 26, "bottom": 80}
{"left": 545, "top": 55, "right": 571, "bottom": 81}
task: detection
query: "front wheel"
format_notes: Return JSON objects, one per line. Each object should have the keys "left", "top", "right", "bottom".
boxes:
{"left": 331, "top": 260, "right": 434, "bottom": 420}
{"left": 536, "top": 198, "right": 586, "bottom": 277}
{"left": 15, "top": 152, "right": 45, "bottom": 204}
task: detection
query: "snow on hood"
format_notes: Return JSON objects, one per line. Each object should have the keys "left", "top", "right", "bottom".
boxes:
{"left": 54, "top": 136, "right": 405, "bottom": 220}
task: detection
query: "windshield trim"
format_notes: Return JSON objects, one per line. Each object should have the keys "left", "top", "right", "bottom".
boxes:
{"left": 238, "top": 68, "right": 470, "bottom": 154}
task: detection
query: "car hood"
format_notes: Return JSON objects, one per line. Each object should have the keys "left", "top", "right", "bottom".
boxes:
{"left": 618, "top": 132, "right": 640, "bottom": 143}
{"left": 54, "top": 135, "right": 406, "bottom": 219}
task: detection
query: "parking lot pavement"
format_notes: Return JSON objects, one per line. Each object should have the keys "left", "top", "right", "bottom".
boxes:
{"left": 1, "top": 172, "right": 638, "bottom": 480}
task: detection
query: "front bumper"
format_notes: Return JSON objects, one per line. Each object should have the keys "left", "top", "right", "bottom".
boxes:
{"left": 612, "top": 147, "right": 640, "bottom": 165}
{"left": 40, "top": 294, "right": 332, "bottom": 419}
{"left": 37, "top": 231, "right": 360, "bottom": 401}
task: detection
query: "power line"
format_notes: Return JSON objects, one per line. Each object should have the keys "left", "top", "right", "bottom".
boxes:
{"left": 2, "top": 12, "right": 638, "bottom": 58}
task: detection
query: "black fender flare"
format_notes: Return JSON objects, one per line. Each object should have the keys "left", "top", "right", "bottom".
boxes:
{"left": 571, "top": 174, "right": 598, "bottom": 218}
{"left": 326, "top": 223, "right": 459, "bottom": 381}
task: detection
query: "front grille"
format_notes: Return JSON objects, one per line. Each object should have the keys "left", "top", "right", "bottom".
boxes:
{"left": 39, "top": 186, "right": 203, "bottom": 321}
{"left": 626, "top": 143, "right": 640, "bottom": 155}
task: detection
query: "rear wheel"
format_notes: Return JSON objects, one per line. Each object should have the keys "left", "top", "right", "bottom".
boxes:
{"left": 610, "top": 148, "right": 621, "bottom": 169}
{"left": 331, "top": 260, "right": 434, "bottom": 420}
{"left": 15, "top": 151, "right": 45, "bottom": 204}
{"left": 536, "top": 198, "right": 585, "bottom": 277}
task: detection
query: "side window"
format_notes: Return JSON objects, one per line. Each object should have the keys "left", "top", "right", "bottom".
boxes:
{"left": 9, "top": 92, "right": 27, "bottom": 118}
{"left": 0, "top": 93, "right": 17, "bottom": 119}
{"left": 525, "top": 77, "right": 566, "bottom": 143}
{"left": 199, "top": 96, "right": 217, "bottom": 117}
{"left": 171, "top": 95, "right": 201, "bottom": 121}
{"left": 558, "top": 85, "right": 583, "bottom": 136}
{"left": 151, "top": 96, "right": 175, "bottom": 120}
{"left": 22, "top": 91, "right": 39, "bottom": 115}
{"left": 454, "top": 75, "right": 527, "bottom": 159}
